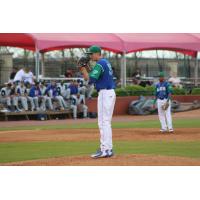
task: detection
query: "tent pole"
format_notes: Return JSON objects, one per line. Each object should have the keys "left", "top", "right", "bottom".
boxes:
{"left": 120, "top": 51, "right": 127, "bottom": 87}
{"left": 120, "top": 53, "right": 123, "bottom": 87}
{"left": 194, "top": 54, "right": 199, "bottom": 87}
{"left": 35, "top": 48, "right": 40, "bottom": 81}
{"left": 41, "top": 52, "right": 45, "bottom": 77}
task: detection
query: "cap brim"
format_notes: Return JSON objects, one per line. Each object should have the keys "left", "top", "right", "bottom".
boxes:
{"left": 85, "top": 52, "right": 92, "bottom": 54}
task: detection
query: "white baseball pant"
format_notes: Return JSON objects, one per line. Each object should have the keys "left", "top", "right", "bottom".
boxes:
{"left": 98, "top": 89, "right": 116, "bottom": 151}
{"left": 157, "top": 99, "right": 173, "bottom": 130}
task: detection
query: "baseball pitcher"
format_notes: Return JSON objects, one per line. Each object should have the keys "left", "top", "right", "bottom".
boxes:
{"left": 79, "top": 45, "right": 116, "bottom": 158}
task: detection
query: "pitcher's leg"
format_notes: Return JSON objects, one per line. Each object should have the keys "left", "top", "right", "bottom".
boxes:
{"left": 101, "top": 90, "right": 116, "bottom": 151}
{"left": 97, "top": 91, "right": 104, "bottom": 151}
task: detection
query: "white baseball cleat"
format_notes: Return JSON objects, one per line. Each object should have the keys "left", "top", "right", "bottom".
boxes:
{"left": 160, "top": 129, "right": 167, "bottom": 133}
{"left": 169, "top": 129, "right": 174, "bottom": 133}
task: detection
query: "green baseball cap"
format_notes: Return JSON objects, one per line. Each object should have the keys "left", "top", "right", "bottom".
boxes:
{"left": 159, "top": 71, "right": 165, "bottom": 77}
{"left": 86, "top": 45, "right": 101, "bottom": 54}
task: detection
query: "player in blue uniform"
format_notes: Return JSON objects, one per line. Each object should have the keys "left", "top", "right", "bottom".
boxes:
{"left": 80, "top": 45, "right": 116, "bottom": 158}
{"left": 153, "top": 72, "right": 174, "bottom": 133}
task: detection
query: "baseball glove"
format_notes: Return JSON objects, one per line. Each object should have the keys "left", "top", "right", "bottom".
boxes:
{"left": 162, "top": 102, "right": 169, "bottom": 110}
{"left": 77, "top": 56, "right": 91, "bottom": 71}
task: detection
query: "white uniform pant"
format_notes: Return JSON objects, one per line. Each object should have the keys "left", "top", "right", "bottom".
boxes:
{"left": 86, "top": 84, "right": 94, "bottom": 98}
{"left": 0, "top": 97, "right": 11, "bottom": 106}
{"left": 157, "top": 99, "right": 173, "bottom": 130}
{"left": 98, "top": 89, "right": 116, "bottom": 151}
{"left": 13, "top": 96, "right": 28, "bottom": 110}
{"left": 77, "top": 104, "right": 88, "bottom": 118}
{"left": 62, "top": 88, "right": 71, "bottom": 99}
{"left": 54, "top": 96, "right": 67, "bottom": 109}
{"left": 70, "top": 105, "right": 77, "bottom": 118}
{"left": 27, "top": 96, "right": 39, "bottom": 110}
{"left": 40, "top": 96, "right": 53, "bottom": 110}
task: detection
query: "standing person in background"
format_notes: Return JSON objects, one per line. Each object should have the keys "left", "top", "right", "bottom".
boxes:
{"left": 79, "top": 45, "right": 116, "bottom": 158}
{"left": 132, "top": 68, "right": 141, "bottom": 85}
{"left": 65, "top": 69, "right": 73, "bottom": 78}
{"left": 14, "top": 66, "right": 34, "bottom": 84}
{"left": 10, "top": 67, "right": 18, "bottom": 81}
{"left": 153, "top": 72, "right": 174, "bottom": 133}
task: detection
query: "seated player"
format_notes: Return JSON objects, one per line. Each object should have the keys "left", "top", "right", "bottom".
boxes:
{"left": 76, "top": 93, "right": 88, "bottom": 118}
{"left": 0, "top": 82, "right": 13, "bottom": 111}
{"left": 39, "top": 82, "right": 53, "bottom": 111}
{"left": 29, "top": 82, "right": 42, "bottom": 111}
{"left": 25, "top": 82, "right": 37, "bottom": 111}
{"left": 14, "top": 81, "right": 28, "bottom": 111}
{"left": 45, "top": 81, "right": 67, "bottom": 111}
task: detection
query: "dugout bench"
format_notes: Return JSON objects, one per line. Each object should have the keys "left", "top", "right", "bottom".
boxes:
{"left": 0, "top": 109, "right": 72, "bottom": 121}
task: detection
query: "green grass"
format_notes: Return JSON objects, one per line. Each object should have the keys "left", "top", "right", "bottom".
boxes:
{"left": 0, "top": 118, "right": 200, "bottom": 132}
{"left": 1, "top": 140, "right": 200, "bottom": 163}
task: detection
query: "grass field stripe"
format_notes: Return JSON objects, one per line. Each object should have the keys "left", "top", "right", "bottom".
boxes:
{"left": 0, "top": 140, "right": 200, "bottom": 163}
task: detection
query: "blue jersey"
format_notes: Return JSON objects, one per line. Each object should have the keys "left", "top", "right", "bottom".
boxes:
{"left": 89, "top": 58, "right": 115, "bottom": 91}
{"left": 69, "top": 84, "right": 78, "bottom": 95}
{"left": 29, "top": 86, "right": 41, "bottom": 97}
{"left": 45, "top": 85, "right": 58, "bottom": 97}
{"left": 155, "top": 81, "right": 172, "bottom": 100}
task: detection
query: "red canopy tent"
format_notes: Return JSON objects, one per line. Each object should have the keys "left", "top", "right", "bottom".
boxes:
{"left": 1, "top": 33, "right": 200, "bottom": 55}
{"left": 0, "top": 33, "right": 200, "bottom": 85}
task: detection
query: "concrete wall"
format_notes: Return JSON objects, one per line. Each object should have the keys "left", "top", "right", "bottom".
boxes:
{"left": 0, "top": 53, "right": 13, "bottom": 84}
{"left": 86, "top": 95, "right": 200, "bottom": 115}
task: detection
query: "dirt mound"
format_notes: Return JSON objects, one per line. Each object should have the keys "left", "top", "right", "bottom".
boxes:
{"left": 2, "top": 154, "right": 200, "bottom": 166}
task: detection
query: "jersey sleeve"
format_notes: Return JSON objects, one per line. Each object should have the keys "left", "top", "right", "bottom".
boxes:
{"left": 167, "top": 82, "right": 173, "bottom": 94}
{"left": 89, "top": 63, "right": 103, "bottom": 82}
{"left": 13, "top": 70, "right": 22, "bottom": 82}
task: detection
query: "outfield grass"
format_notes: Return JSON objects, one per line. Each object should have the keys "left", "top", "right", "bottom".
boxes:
{"left": 0, "top": 118, "right": 200, "bottom": 132}
{"left": 0, "top": 140, "right": 200, "bottom": 163}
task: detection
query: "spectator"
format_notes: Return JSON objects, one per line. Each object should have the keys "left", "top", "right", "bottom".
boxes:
{"left": 112, "top": 67, "right": 119, "bottom": 85}
{"left": 65, "top": 69, "right": 73, "bottom": 78}
{"left": 168, "top": 72, "right": 182, "bottom": 88}
{"left": 132, "top": 69, "right": 141, "bottom": 84}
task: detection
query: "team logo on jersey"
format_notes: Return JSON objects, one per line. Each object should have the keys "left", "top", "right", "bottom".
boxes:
{"left": 1, "top": 90, "right": 6, "bottom": 97}
{"left": 157, "top": 87, "right": 166, "bottom": 92}
{"left": 93, "top": 70, "right": 99, "bottom": 75}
